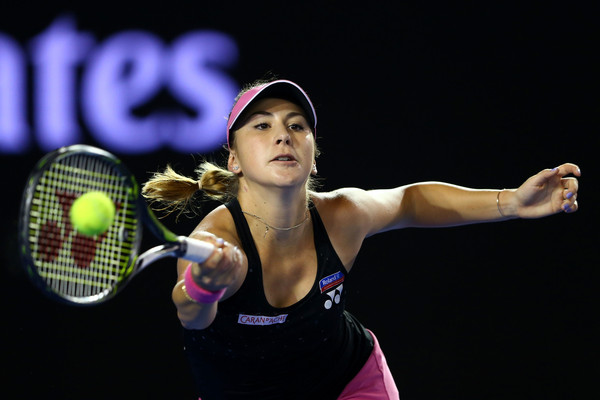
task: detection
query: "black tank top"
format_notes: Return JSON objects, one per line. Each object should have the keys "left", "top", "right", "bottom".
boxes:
{"left": 183, "top": 198, "right": 373, "bottom": 400}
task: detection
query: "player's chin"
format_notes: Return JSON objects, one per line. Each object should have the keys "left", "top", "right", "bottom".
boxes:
{"left": 273, "top": 176, "right": 310, "bottom": 190}
{"left": 271, "top": 167, "right": 311, "bottom": 183}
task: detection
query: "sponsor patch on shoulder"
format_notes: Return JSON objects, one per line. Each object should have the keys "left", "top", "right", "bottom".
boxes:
{"left": 319, "top": 271, "right": 345, "bottom": 293}
{"left": 237, "top": 314, "right": 288, "bottom": 326}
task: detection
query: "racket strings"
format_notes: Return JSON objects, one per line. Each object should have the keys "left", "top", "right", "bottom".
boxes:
{"left": 28, "top": 153, "right": 139, "bottom": 302}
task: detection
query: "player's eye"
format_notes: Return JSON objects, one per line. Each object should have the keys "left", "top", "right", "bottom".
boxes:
{"left": 288, "top": 123, "right": 306, "bottom": 131}
{"left": 254, "top": 122, "right": 270, "bottom": 130}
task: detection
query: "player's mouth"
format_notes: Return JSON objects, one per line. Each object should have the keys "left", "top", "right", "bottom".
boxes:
{"left": 271, "top": 154, "right": 297, "bottom": 162}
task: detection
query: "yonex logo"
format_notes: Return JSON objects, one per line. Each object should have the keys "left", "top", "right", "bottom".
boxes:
{"left": 324, "top": 284, "right": 343, "bottom": 310}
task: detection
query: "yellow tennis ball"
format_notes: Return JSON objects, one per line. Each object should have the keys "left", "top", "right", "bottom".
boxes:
{"left": 69, "top": 191, "right": 116, "bottom": 236}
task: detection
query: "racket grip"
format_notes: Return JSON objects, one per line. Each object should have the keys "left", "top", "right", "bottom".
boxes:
{"left": 178, "top": 236, "right": 215, "bottom": 263}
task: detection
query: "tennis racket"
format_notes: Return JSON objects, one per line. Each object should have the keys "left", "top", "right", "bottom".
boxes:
{"left": 19, "top": 144, "right": 214, "bottom": 306}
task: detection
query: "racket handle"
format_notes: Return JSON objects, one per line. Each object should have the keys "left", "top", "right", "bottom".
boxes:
{"left": 178, "top": 236, "right": 215, "bottom": 263}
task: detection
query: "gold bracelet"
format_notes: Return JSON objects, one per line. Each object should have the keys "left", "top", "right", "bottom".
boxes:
{"left": 496, "top": 190, "right": 507, "bottom": 217}
{"left": 177, "top": 280, "right": 199, "bottom": 304}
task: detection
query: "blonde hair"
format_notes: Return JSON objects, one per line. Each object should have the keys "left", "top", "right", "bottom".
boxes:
{"left": 142, "top": 161, "right": 238, "bottom": 218}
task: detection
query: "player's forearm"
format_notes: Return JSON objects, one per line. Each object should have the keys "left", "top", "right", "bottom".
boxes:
{"left": 172, "top": 280, "right": 218, "bottom": 330}
{"left": 404, "top": 182, "right": 515, "bottom": 227}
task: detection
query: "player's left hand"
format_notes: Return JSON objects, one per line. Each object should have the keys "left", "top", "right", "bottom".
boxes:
{"left": 513, "top": 163, "right": 581, "bottom": 218}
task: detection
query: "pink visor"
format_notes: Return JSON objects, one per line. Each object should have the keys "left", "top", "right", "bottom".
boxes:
{"left": 226, "top": 80, "right": 317, "bottom": 147}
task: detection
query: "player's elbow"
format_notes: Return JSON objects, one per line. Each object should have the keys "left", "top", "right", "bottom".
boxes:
{"left": 178, "top": 313, "right": 214, "bottom": 330}
{"left": 177, "top": 304, "right": 217, "bottom": 330}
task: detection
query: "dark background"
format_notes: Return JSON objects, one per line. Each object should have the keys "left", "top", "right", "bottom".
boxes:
{"left": 2, "top": 2, "right": 597, "bottom": 399}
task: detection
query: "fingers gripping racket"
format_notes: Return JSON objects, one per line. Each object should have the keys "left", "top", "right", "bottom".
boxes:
{"left": 19, "top": 144, "right": 214, "bottom": 305}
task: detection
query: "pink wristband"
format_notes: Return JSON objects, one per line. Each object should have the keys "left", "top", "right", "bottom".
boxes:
{"left": 183, "top": 263, "right": 226, "bottom": 304}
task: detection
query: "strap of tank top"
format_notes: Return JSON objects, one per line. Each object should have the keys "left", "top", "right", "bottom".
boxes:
{"left": 224, "top": 198, "right": 262, "bottom": 270}
{"left": 308, "top": 205, "right": 323, "bottom": 240}
{"left": 309, "top": 204, "right": 349, "bottom": 275}
{"left": 308, "top": 204, "right": 331, "bottom": 256}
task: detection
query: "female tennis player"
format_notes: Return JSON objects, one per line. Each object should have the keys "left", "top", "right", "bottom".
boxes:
{"left": 142, "top": 78, "right": 580, "bottom": 399}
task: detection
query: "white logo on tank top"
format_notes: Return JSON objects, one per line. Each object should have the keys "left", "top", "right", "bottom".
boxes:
{"left": 324, "top": 284, "right": 343, "bottom": 309}
{"left": 237, "top": 314, "right": 288, "bottom": 326}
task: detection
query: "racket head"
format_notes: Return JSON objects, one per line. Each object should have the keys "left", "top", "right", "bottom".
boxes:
{"left": 19, "top": 144, "right": 143, "bottom": 305}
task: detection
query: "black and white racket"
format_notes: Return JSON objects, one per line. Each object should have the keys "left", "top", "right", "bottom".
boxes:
{"left": 19, "top": 144, "right": 214, "bottom": 305}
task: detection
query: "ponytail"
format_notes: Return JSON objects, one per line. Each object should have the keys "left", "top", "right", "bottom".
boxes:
{"left": 142, "top": 161, "right": 238, "bottom": 217}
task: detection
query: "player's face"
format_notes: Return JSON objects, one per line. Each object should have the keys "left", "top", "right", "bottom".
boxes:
{"left": 229, "top": 98, "right": 316, "bottom": 189}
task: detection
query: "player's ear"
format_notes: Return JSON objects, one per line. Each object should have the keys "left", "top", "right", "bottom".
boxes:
{"left": 228, "top": 153, "right": 240, "bottom": 173}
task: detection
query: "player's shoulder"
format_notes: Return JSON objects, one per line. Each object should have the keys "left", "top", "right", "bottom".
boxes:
{"left": 311, "top": 188, "right": 372, "bottom": 222}
{"left": 311, "top": 189, "right": 372, "bottom": 261}
{"left": 312, "top": 188, "right": 369, "bottom": 209}
{"left": 191, "top": 204, "right": 239, "bottom": 245}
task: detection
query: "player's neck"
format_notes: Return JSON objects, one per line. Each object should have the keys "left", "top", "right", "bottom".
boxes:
{"left": 238, "top": 190, "right": 309, "bottom": 240}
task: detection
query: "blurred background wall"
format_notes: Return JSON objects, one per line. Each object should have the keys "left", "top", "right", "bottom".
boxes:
{"left": 2, "top": 2, "right": 596, "bottom": 399}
